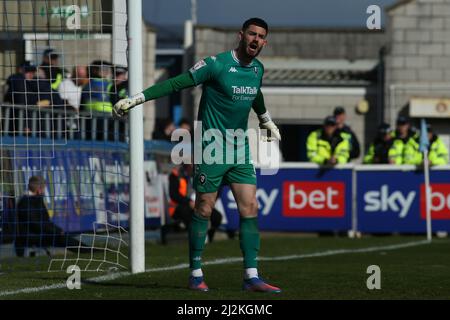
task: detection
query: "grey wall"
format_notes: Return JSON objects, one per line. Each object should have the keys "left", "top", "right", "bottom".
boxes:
{"left": 385, "top": 0, "right": 450, "bottom": 126}
{"left": 194, "top": 26, "right": 387, "bottom": 61}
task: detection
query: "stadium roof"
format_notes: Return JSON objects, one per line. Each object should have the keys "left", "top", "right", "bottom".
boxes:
{"left": 262, "top": 59, "right": 379, "bottom": 86}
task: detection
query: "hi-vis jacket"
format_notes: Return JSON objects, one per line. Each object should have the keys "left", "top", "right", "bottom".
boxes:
{"left": 404, "top": 134, "right": 449, "bottom": 166}
{"left": 387, "top": 129, "right": 418, "bottom": 165}
{"left": 307, "top": 129, "right": 350, "bottom": 164}
{"left": 81, "top": 78, "right": 113, "bottom": 112}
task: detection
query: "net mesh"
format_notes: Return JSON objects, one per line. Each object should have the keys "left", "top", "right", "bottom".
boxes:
{"left": 0, "top": 0, "right": 132, "bottom": 273}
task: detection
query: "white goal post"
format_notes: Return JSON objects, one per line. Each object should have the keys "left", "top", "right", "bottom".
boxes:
{"left": 127, "top": 0, "right": 145, "bottom": 274}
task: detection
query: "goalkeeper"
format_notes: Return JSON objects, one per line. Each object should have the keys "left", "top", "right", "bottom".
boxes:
{"left": 114, "top": 18, "right": 281, "bottom": 293}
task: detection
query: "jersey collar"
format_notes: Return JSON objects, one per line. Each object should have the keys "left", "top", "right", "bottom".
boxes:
{"left": 231, "top": 50, "right": 253, "bottom": 67}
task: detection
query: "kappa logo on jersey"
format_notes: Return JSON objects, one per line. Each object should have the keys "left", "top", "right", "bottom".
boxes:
{"left": 190, "top": 60, "right": 206, "bottom": 73}
{"left": 228, "top": 67, "right": 238, "bottom": 73}
{"left": 254, "top": 67, "right": 258, "bottom": 75}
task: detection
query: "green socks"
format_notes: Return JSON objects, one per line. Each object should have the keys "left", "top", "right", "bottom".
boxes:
{"left": 189, "top": 213, "right": 209, "bottom": 270}
{"left": 239, "top": 216, "right": 260, "bottom": 269}
{"left": 189, "top": 214, "right": 260, "bottom": 271}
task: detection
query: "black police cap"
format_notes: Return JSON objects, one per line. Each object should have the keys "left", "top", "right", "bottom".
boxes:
{"left": 324, "top": 116, "right": 337, "bottom": 126}
{"left": 396, "top": 116, "right": 409, "bottom": 125}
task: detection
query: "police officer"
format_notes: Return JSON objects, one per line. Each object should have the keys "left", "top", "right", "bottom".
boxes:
{"left": 307, "top": 115, "right": 350, "bottom": 165}
{"left": 334, "top": 106, "right": 361, "bottom": 160}
{"left": 388, "top": 116, "right": 418, "bottom": 164}
{"left": 363, "top": 123, "right": 394, "bottom": 164}
{"left": 4, "top": 61, "right": 36, "bottom": 105}
{"left": 40, "top": 49, "right": 64, "bottom": 91}
{"left": 404, "top": 124, "right": 449, "bottom": 166}
{"left": 80, "top": 60, "right": 113, "bottom": 113}
{"left": 108, "top": 66, "right": 129, "bottom": 106}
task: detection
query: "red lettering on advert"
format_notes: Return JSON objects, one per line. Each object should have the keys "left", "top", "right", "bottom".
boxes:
{"left": 421, "top": 184, "right": 450, "bottom": 220}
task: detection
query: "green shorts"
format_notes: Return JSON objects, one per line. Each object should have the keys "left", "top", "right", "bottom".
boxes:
{"left": 193, "top": 163, "right": 257, "bottom": 193}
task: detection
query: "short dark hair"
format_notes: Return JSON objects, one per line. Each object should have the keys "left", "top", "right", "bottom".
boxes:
{"left": 28, "top": 176, "right": 45, "bottom": 193}
{"left": 24, "top": 64, "right": 37, "bottom": 73}
{"left": 242, "top": 18, "right": 268, "bottom": 33}
{"left": 333, "top": 106, "right": 346, "bottom": 116}
{"left": 377, "top": 123, "right": 391, "bottom": 134}
{"left": 43, "top": 48, "right": 59, "bottom": 60}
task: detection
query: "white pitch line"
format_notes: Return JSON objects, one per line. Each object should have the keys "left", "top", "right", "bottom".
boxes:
{"left": 0, "top": 239, "right": 429, "bottom": 297}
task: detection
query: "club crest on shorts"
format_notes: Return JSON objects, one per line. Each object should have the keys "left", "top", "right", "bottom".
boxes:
{"left": 198, "top": 173, "right": 207, "bottom": 185}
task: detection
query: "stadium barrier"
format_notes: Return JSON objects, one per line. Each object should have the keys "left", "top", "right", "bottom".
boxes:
{"left": 221, "top": 163, "right": 450, "bottom": 234}
{"left": 355, "top": 165, "right": 450, "bottom": 233}
{"left": 0, "top": 104, "right": 129, "bottom": 142}
{"left": 219, "top": 164, "right": 354, "bottom": 232}
{"left": 0, "top": 137, "right": 173, "bottom": 245}
{"left": 2, "top": 138, "right": 450, "bottom": 238}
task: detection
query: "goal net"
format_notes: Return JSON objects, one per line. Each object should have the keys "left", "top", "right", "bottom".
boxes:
{"left": 0, "top": 0, "right": 133, "bottom": 272}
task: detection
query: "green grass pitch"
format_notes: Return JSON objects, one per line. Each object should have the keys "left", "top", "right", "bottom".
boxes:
{"left": 1, "top": 234, "right": 450, "bottom": 299}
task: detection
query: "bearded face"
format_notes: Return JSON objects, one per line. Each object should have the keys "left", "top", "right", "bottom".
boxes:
{"left": 238, "top": 25, "right": 268, "bottom": 60}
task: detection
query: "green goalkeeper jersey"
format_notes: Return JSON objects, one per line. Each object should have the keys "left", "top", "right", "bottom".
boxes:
{"left": 189, "top": 50, "right": 264, "bottom": 164}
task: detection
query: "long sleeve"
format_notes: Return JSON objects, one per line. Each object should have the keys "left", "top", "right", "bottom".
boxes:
{"left": 429, "top": 138, "right": 449, "bottom": 166}
{"left": 251, "top": 89, "right": 267, "bottom": 115}
{"left": 363, "top": 144, "right": 375, "bottom": 164}
{"left": 307, "top": 131, "right": 326, "bottom": 164}
{"left": 350, "top": 130, "right": 361, "bottom": 159}
{"left": 335, "top": 139, "right": 350, "bottom": 164}
{"left": 142, "top": 72, "right": 195, "bottom": 102}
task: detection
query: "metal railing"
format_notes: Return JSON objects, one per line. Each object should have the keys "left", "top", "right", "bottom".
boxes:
{"left": 0, "top": 104, "right": 129, "bottom": 142}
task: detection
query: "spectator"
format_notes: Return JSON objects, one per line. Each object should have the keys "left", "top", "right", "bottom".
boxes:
{"left": 81, "top": 60, "right": 113, "bottom": 113}
{"left": 388, "top": 116, "right": 418, "bottom": 164}
{"left": 80, "top": 61, "right": 113, "bottom": 140}
{"left": 307, "top": 116, "right": 350, "bottom": 165}
{"left": 39, "top": 48, "right": 64, "bottom": 91}
{"left": 363, "top": 123, "right": 394, "bottom": 164}
{"left": 15, "top": 176, "right": 92, "bottom": 257}
{"left": 152, "top": 118, "right": 176, "bottom": 141}
{"left": 108, "top": 65, "right": 128, "bottom": 106}
{"left": 333, "top": 106, "right": 361, "bottom": 160}
{"left": 26, "top": 67, "right": 65, "bottom": 108}
{"left": 178, "top": 118, "right": 192, "bottom": 132}
{"left": 4, "top": 61, "right": 30, "bottom": 104}
{"left": 58, "top": 66, "right": 88, "bottom": 112}
{"left": 4, "top": 62, "right": 37, "bottom": 106}
{"left": 167, "top": 164, "right": 222, "bottom": 243}
{"left": 404, "top": 124, "right": 449, "bottom": 166}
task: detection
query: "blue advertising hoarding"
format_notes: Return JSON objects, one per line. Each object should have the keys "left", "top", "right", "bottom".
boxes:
{"left": 356, "top": 167, "right": 450, "bottom": 233}
{"left": 219, "top": 166, "right": 353, "bottom": 232}
{"left": 10, "top": 140, "right": 130, "bottom": 233}
{"left": 3, "top": 135, "right": 450, "bottom": 236}
{"left": 1, "top": 138, "right": 173, "bottom": 234}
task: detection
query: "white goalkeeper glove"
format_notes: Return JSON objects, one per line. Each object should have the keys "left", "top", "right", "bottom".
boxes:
{"left": 112, "top": 93, "right": 145, "bottom": 118}
{"left": 258, "top": 111, "right": 281, "bottom": 142}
